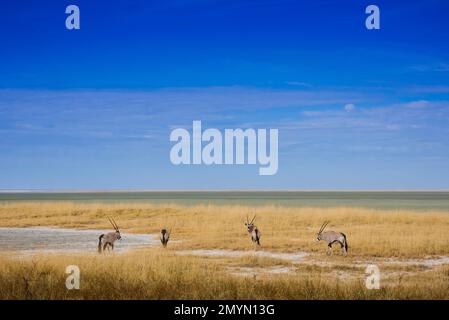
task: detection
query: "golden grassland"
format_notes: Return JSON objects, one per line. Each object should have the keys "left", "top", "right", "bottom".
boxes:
{"left": 1, "top": 201, "right": 449, "bottom": 257}
{"left": 1, "top": 250, "right": 449, "bottom": 300}
{"left": 0, "top": 202, "right": 449, "bottom": 299}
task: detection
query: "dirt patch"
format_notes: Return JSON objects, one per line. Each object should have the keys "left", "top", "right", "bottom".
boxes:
{"left": 0, "top": 227, "right": 159, "bottom": 254}
{"left": 355, "top": 256, "right": 449, "bottom": 269}
{"left": 227, "top": 266, "right": 295, "bottom": 277}
{"left": 178, "top": 249, "right": 309, "bottom": 263}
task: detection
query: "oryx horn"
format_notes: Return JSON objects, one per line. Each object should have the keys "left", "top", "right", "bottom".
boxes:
{"left": 108, "top": 217, "right": 119, "bottom": 231}
{"left": 250, "top": 214, "right": 256, "bottom": 224}
{"left": 318, "top": 220, "right": 330, "bottom": 234}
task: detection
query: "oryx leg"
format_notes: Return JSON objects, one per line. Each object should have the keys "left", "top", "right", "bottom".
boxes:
{"left": 328, "top": 240, "right": 340, "bottom": 256}
{"left": 338, "top": 241, "right": 347, "bottom": 255}
{"left": 327, "top": 243, "right": 333, "bottom": 256}
{"left": 103, "top": 242, "right": 109, "bottom": 252}
{"left": 111, "top": 243, "right": 114, "bottom": 251}
{"left": 338, "top": 241, "right": 345, "bottom": 255}
{"left": 252, "top": 238, "right": 258, "bottom": 250}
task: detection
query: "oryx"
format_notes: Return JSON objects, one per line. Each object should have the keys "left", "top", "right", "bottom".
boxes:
{"left": 98, "top": 217, "right": 121, "bottom": 253}
{"left": 160, "top": 228, "right": 171, "bottom": 247}
{"left": 245, "top": 215, "right": 261, "bottom": 246}
{"left": 316, "top": 221, "right": 348, "bottom": 255}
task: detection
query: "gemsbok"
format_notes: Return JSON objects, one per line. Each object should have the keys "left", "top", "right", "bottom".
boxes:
{"left": 160, "top": 228, "right": 171, "bottom": 247}
{"left": 245, "top": 215, "right": 261, "bottom": 246}
{"left": 98, "top": 217, "right": 122, "bottom": 253}
{"left": 316, "top": 221, "right": 348, "bottom": 255}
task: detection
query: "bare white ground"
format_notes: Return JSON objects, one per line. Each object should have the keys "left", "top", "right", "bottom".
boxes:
{"left": 0, "top": 227, "right": 159, "bottom": 254}
{"left": 178, "top": 249, "right": 309, "bottom": 263}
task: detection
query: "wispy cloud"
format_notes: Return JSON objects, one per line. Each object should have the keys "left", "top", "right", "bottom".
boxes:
{"left": 404, "top": 100, "right": 429, "bottom": 108}
{"left": 0, "top": 87, "right": 367, "bottom": 139}
{"left": 284, "top": 81, "right": 312, "bottom": 87}
{"left": 344, "top": 103, "right": 355, "bottom": 112}
{"left": 407, "top": 85, "right": 449, "bottom": 94}
{"left": 410, "top": 62, "right": 449, "bottom": 72}
{"left": 1, "top": 87, "right": 449, "bottom": 163}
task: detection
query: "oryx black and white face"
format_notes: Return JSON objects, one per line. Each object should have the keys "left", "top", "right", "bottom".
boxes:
{"left": 316, "top": 220, "right": 329, "bottom": 241}
{"left": 108, "top": 217, "right": 121, "bottom": 237}
{"left": 245, "top": 214, "right": 261, "bottom": 245}
{"left": 245, "top": 215, "right": 257, "bottom": 233}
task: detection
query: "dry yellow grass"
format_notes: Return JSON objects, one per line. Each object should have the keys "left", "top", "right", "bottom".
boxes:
{"left": 1, "top": 202, "right": 449, "bottom": 257}
{"left": 1, "top": 250, "right": 448, "bottom": 300}
{"left": 1, "top": 202, "right": 449, "bottom": 299}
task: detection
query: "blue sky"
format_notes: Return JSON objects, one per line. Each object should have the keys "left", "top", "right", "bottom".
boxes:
{"left": 1, "top": 0, "right": 449, "bottom": 190}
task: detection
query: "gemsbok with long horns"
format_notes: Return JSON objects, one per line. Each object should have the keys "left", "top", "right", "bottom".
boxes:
{"left": 316, "top": 221, "right": 348, "bottom": 255}
{"left": 245, "top": 215, "right": 261, "bottom": 246}
{"left": 98, "top": 217, "right": 122, "bottom": 253}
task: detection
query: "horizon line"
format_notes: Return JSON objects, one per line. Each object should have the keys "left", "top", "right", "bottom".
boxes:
{"left": 1, "top": 189, "right": 449, "bottom": 193}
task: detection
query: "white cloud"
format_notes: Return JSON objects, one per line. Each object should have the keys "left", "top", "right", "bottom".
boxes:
{"left": 408, "top": 85, "right": 449, "bottom": 93}
{"left": 405, "top": 100, "right": 429, "bottom": 108}
{"left": 344, "top": 103, "right": 355, "bottom": 112}
{"left": 285, "top": 81, "right": 311, "bottom": 87}
{"left": 410, "top": 62, "right": 449, "bottom": 72}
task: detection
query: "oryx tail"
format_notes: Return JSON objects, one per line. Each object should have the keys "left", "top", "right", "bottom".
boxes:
{"left": 98, "top": 234, "right": 104, "bottom": 253}
{"left": 341, "top": 232, "right": 348, "bottom": 252}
